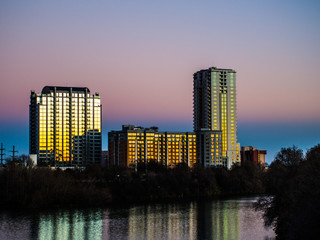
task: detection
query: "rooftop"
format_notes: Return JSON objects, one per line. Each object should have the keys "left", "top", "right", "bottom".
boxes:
{"left": 41, "top": 86, "right": 90, "bottom": 94}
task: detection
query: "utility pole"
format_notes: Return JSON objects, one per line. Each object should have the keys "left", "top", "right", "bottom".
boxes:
{"left": 10, "top": 145, "right": 18, "bottom": 162}
{"left": 0, "top": 143, "right": 5, "bottom": 167}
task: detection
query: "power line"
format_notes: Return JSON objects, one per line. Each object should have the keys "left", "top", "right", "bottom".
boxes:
{"left": 9, "top": 145, "right": 18, "bottom": 161}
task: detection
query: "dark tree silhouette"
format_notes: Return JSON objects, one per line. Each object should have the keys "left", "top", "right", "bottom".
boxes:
{"left": 256, "top": 144, "right": 320, "bottom": 240}
{"left": 0, "top": 154, "right": 266, "bottom": 209}
{"left": 274, "top": 145, "right": 304, "bottom": 166}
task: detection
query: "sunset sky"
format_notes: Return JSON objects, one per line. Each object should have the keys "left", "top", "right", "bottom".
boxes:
{"left": 1, "top": 0, "right": 319, "bottom": 163}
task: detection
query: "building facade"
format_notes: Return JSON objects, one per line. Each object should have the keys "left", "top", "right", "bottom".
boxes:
{"left": 196, "top": 128, "right": 223, "bottom": 167}
{"left": 108, "top": 125, "right": 224, "bottom": 169}
{"left": 241, "top": 146, "right": 267, "bottom": 167}
{"left": 29, "top": 86, "right": 102, "bottom": 167}
{"left": 108, "top": 125, "right": 199, "bottom": 168}
{"left": 194, "top": 67, "right": 240, "bottom": 168}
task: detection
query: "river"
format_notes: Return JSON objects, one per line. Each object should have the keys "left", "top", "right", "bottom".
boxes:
{"left": 0, "top": 197, "right": 275, "bottom": 240}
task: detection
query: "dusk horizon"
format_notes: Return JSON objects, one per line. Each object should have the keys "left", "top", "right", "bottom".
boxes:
{"left": 1, "top": 0, "right": 320, "bottom": 164}
{"left": 1, "top": 2, "right": 320, "bottom": 239}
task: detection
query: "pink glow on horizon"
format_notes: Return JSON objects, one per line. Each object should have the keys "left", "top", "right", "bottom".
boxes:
{"left": 0, "top": 1, "right": 320, "bottom": 125}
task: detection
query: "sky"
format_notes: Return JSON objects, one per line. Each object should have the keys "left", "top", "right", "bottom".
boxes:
{"left": 0, "top": 0, "right": 319, "bottom": 163}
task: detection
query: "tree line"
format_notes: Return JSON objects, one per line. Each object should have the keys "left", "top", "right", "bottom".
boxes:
{"left": 256, "top": 144, "right": 320, "bottom": 240}
{"left": 0, "top": 156, "right": 265, "bottom": 209}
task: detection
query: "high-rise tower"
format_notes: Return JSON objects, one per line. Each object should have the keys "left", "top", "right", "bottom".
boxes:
{"left": 193, "top": 67, "right": 240, "bottom": 168}
{"left": 29, "top": 86, "right": 102, "bottom": 167}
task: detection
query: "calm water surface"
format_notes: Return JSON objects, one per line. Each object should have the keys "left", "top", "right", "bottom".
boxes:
{"left": 0, "top": 197, "right": 275, "bottom": 240}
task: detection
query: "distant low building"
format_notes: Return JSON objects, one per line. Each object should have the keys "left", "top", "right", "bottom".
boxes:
{"left": 241, "top": 146, "right": 267, "bottom": 167}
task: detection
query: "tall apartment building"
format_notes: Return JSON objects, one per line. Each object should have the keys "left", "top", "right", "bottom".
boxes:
{"left": 29, "top": 86, "right": 102, "bottom": 167}
{"left": 108, "top": 125, "right": 201, "bottom": 168}
{"left": 194, "top": 67, "right": 240, "bottom": 168}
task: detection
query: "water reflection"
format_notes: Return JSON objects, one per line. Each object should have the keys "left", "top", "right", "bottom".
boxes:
{"left": 0, "top": 197, "right": 274, "bottom": 240}
{"left": 197, "top": 200, "right": 240, "bottom": 240}
{"left": 32, "top": 210, "right": 103, "bottom": 240}
{"left": 127, "top": 203, "right": 198, "bottom": 240}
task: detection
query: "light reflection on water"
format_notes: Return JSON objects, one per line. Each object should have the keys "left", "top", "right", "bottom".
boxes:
{"left": 0, "top": 197, "right": 275, "bottom": 240}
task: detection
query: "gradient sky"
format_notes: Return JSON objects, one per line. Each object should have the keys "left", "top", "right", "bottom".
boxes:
{"left": 1, "top": 0, "right": 319, "bottom": 163}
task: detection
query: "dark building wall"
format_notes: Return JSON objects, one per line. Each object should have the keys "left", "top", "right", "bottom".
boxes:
{"left": 29, "top": 91, "right": 39, "bottom": 154}
{"left": 108, "top": 132, "right": 127, "bottom": 168}
{"left": 241, "top": 147, "right": 267, "bottom": 166}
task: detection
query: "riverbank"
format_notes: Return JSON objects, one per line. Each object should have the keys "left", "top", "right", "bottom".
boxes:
{"left": 0, "top": 161, "right": 266, "bottom": 210}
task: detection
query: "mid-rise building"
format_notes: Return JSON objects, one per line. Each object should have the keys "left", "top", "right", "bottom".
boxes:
{"left": 108, "top": 125, "right": 198, "bottom": 168}
{"left": 108, "top": 125, "right": 223, "bottom": 169}
{"left": 193, "top": 67, "right": 240, "bottom": 168}
{"left": 29, "top": 86, "right": 102, "bottom": 167}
